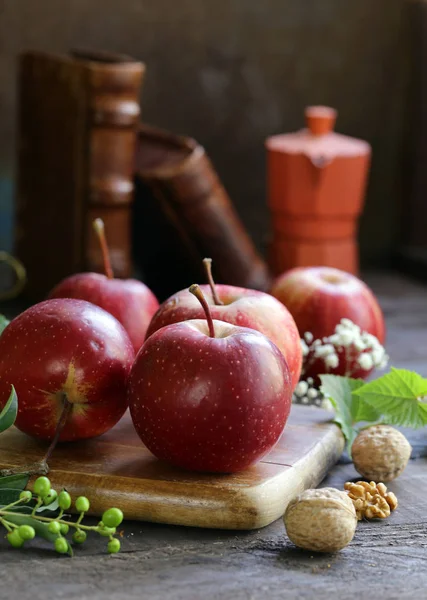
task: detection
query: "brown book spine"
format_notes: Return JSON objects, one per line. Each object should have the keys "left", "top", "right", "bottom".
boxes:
{"left": 134, "top": 124, "right": 270, "bottom": 299}
{"left": 15, "top": 50, "right": 144, "bottom": 300}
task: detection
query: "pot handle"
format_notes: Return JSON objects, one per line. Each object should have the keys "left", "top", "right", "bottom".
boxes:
{"left": 0, "top": 252, "right": 27, "bottom": 300}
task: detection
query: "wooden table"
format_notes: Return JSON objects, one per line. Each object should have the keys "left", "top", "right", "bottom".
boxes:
{"left": 1, "top": 272, "right": 426, "bottom": 600}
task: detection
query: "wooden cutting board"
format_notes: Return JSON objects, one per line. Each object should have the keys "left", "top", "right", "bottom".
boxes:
{"left": 0, "top": 405, "right": 343, "bottom": 530}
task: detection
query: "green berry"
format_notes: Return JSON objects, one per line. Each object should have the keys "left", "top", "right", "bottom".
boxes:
{"left": 33, "top": 476, "right": 51, "bottom": 498}
{"left": 102, "top": 508, "right": 124, "bottom": 528}
{"left": 72, "top": 530, "right": 87, "bottom": 544}
{"left": 98, "top": 523, "right": 116, "bottom": 537}
{"left": 7, "top": 530, "right": 24, "bottom": 548}
{"left": 43, "top": 489, "right": 58, "bottom": 505}
{"left": 18, "top": 525, "right": 35, "bottom": 540}
{"left": 48, "top": 521, "right": 61, "bottom": 534}
{"left": 60, "top": 523, "right": 69, "bottom": 535}
{"left": 54, "top": 537, "right": 69, "bottom": 554}
{"left": 58, "top": 490, "right": 72, "bottom": 511}
{"left": 107, "top": 538, "right": 121, "bottom": 554}
{"left": 19, "top": 490, "right": 32, "bottom": 503}
{"left": 75, "top": 496, "right": 90, "bottom": 513}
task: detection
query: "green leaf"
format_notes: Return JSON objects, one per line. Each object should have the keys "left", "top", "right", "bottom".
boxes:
{"left": 0, "top": 488, "right": 22, "bottom": 506}
{"left": 320, "top": 375, "right": 360, "bottom": 452}
{"left": 350, "top": 380, "right": 381, "bottom": 423}
{"left": 36, "top": 497, "right": 59, "bottom": 513}
{"left": 0, "top": 315, "right": 10, "bottom": 336}
{"left": 353, "top": 368, "right": 427, "bottom": 428}
{"left": 0, "top": 385, "right": 18, "bottom": 433}
{"left": 0, "top": 473, "right": 29, "bottom": 491}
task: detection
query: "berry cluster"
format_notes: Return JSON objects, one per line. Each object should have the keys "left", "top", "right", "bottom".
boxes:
{"left": 0, "top": 476, "right": 123, "bottom": 555}
{"left": 293, "top": 378, "right": 328, "bottom": 408}
{"left": 300, "top": 318, "right": 389, "bottom": 380}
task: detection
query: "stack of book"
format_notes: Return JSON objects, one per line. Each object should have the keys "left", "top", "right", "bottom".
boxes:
{"left": 15, "top": 50, "right": 269, "bottom": 301}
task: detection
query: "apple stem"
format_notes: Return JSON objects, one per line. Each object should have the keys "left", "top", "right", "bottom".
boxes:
{"left": 93, "top": 218, "right": 114, "bottom": 279}
{"left": 0, "top": 395, "right": 72, "bottom": 477}
{"left": 41, "top": 395, "right": 73, "bottom": 466}
{"left": 203, "top": 258, "right": 223, "bottom": 306}
{"left": 189, "top": 284, "right": 215, "bottom": 338}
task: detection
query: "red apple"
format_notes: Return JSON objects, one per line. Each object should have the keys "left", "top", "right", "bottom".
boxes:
{"left": 146, "top": 260, "right": 302, "bottom": 390}
{"left": 0, "top": 298, "right": 135, "bottom": 443}
{"left": 49, "top": 219, "right": 159, "bottom": 353}
{"left": 129, "top": 285, "right": 292, "bottom": 473}
{"left": 270, "top": 266, "right": 385, "bottom": 342}
{"left": 270, "top": 266, "right": 386, "bottom": 380}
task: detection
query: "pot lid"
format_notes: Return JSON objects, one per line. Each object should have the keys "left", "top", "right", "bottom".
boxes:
{"left": 266, "top": 106, "right": 370, "bottom": 160}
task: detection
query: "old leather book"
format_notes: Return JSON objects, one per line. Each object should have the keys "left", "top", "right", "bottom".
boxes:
{"left": 133, "top": 124, "right": 270, "bottom": 300}
{"left": 15, "top": 49, "right": 145, "bottom": 300}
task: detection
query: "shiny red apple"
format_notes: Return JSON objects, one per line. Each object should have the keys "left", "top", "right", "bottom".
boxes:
{"left": 49, "top": 219, "right": 159, "bottom": 353}
{"left": 129, "top": 285, "right": 292, "bottom": 473}
{"left": 146, "top": 260, "right": 302, "bottom": 390}
{"left": 0, "top": 298, "right": 135, "bottom": 442}
{"left": 270, "top": 266, "right": 385, "bottom": 342}
{"left": 270, "top": 266, "right": 386, "bottom": 380}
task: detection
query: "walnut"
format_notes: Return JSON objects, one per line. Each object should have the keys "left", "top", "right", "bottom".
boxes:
{"left": 344, "top": 480, "right": 398, "bottom": 520}
{"left": 351, "top": 425, "right": 412, "bottom": 482}
{"left": 284, "top": 488, "right": 357, "bottom": 553}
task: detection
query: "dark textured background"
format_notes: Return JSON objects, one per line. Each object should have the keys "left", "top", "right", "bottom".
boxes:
{"left": 0, "top": 0, "right": 412, "bottom": 263}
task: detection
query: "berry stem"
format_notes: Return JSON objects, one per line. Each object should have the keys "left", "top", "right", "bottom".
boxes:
{"left": 0, "top": 517, "right": 13, "bottom": 532}
{"left": 1, "top": 497, "right": 27, "bottom": 512}
{"left": 189, "top": 284, "right": 215, "bottom": 338}
{"left": 93, "top": 218, "right": 114, "bottom": 279}
{"left": 31, "top": 498, "right": 43, "bottom": 516}
{"left": 203, "top": 258, "right": 223, "bottom": 306}
{"left": 1, "top": 511, "right": 101, "bottom": 533}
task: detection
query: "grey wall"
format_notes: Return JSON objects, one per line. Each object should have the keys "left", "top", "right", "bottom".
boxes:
{"left": 0, "top": 0, "right": 409, "bottom": 262}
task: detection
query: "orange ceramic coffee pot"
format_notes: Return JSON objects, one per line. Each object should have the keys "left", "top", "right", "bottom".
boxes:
{"left": 266, "top": 106, "right": 371, "bottom": 275}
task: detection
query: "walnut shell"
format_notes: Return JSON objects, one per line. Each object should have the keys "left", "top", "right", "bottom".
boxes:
{"left": 284, "top": 488, "right": 357, "bottom": 552}
{"left": 351, "top": 425, "right": 412, "bottom": 482}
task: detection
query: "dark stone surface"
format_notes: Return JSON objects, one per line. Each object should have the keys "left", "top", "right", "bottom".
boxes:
{"left": 1, "top": 460, "right": 426, "bottom": 600}
{"left": 0, "top": 271, "right": 426, "bottom": 599}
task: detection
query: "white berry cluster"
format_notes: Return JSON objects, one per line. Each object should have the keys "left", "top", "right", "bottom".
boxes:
{"left": 293, "top": 377, "right": 327, "bottom": 407}
{"left": 301, "top": 318, "right": 389, "bottom": 377}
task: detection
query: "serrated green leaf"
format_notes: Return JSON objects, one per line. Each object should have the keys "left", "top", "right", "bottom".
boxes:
{"left": 0, "top": 473, "right": 29, "bottom": 491}
{"left": 0, "top": 385, "right": 18, "bottom": 433}
{"left": 0, "top": 315, "right": 10, "bottom": 336}
{"left": 350, "top": 378, "right": 381, "bottom": 423}
{"left": 353, "top": 368, "right": 427, "bottom": 428}
{"left": 320, "top": 375, "right": 358, "bottom": 452}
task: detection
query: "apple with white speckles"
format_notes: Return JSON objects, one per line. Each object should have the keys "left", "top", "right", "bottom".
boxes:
{"left": 270, "top": 266, "right": 386, "bottom": 380}
{"left": 146, "top": 259, "right": 302, "bottom": 390}
{"left": 129, "top": 284, "right": 292, "bottom": 473}
{"left": 0, "top": 298, "right": 135, "bottom": 443}
{"left": 270, "top": 266, "right": 385, "bottom": 344}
